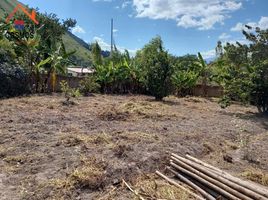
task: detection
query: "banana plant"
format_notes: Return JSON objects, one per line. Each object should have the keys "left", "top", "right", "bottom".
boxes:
{"left": 197, "top": 52, "right": 209, "bottom": 96}
{"left": 37, "top": 42, "right": 75, "bottom": 92}
{"left": 95, "top": 62, "right": 114, "bottom": 92}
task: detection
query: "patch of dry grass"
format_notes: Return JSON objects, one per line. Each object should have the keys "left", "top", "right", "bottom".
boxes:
{"left": 28, "top": 156, "right": 107, "bottom": 199}
{"left": 98, "top": 106, "right": 131, "bottom": 121}
{"left": 58, "top": 132, "right": 113, "bottom": 147}
{"left": 94, "top": 174, "right": 191, "bottom": 200}
{"left": 0, "top": 146, "right": 8, "bottom": 158}
{"left": 113, "top": 143, "right": 133, "bottom": 158}
{"left": 114, "top": 131, "right": 160, "bottom": 144}
{"left": 61, "top": 156, "right": 106, "bottom": 189}
{"left": 120, "top": 101, "right": 178, "bottom": 120}
{"left": 133, "top": 174, "right": 190, "bottom": 200}
{"left": 3, "top": 155, "right": 28, "bottom": 165}
{"left": 241, "top": 168, "right": 268, "bottom": 186}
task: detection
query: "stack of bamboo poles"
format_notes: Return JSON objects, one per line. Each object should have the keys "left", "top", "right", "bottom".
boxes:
{"left": 156, "top": 153, "right": 268, "bottom": 200}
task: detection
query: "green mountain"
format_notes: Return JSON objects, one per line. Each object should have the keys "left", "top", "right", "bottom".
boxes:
{"left": 0, "top": 0, "right": 18, "bottom": 18}
{"left": 0, "top": 0, "right": 92, "bottom": 67}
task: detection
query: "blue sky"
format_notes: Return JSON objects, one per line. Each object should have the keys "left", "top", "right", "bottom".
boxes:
{"left": 18, "top": 0, "right": 268, "bottom": 58}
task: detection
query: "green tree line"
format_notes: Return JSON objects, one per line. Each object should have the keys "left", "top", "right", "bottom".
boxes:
{"left": 91, "top": 36, "right": 208, "bottom": 100}
{"left": 1, "top": 8, "right": 267, "bottom": 114}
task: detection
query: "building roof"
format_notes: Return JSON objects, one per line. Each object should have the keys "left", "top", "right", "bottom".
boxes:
{"left": 67, "top": 68, "right": 94, "bottom": 74}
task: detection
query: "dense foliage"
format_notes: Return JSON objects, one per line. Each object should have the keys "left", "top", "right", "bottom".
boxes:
{"left": 135, "top": 37, "right": 173, "bottom": 100}
{"left": 79, "top": 76, "right": 100, "bottom": 96}
{"left": 0, "top": 38, "right": 30, "bottom": 97}
{"left": 0, "top": 10, "right": 76, "bottom": 96}
{"left": 91, "top": 36, "right": 205, "bottom": 100}
{"left": 171, "top": 53, "right": 208, "bottom": 96}
{"left": 213, "top": 26, "right": 268, "bottom": 113}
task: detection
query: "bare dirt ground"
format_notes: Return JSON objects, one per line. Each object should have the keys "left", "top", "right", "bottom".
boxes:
{"left": 0, "top": 94, "right": 267, "bottom": 200}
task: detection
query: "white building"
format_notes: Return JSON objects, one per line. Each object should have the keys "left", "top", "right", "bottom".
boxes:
{"left": 67, "top": 67, "right": 94, "bottom": 77}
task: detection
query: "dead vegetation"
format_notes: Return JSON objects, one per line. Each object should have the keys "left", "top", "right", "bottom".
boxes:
{"left": 0, "top": 94, "right": 267, "bottom": 199}
{"left": 98, "top": 106, "right": 131, "bottom": 121}
{"left": 242, "top": 168, "right": 268, "bottom": 186}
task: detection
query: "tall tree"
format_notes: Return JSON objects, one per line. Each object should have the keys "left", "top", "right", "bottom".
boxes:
{"left": 136, "top": 36, "right": 173, "bottom": 100}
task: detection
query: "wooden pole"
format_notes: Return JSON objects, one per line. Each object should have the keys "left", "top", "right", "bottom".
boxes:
{"left": 170, "top": 160, "right": 242, "bottom": 200}
{"left": 165, "top": 168, "right": 216, "bottom": 200}
{"left": 111, "top": 18, "right": 113, "bottom": 56}
{"left": 186, "top": 154, "right": 268, "bottom": 198}
{"left": 172, "top": 154, "right": 268, "bottom": 200}
{"left": 156, "top": 170, "right": 206, "bottom": 200}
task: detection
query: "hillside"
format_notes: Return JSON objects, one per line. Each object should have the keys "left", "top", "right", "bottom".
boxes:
{"left": 0, "top": 0, "right": 18, "bottom": 18}
{"left": 63, "top": 32, "right": 92, "bottom": 66}
{"left": 0, "top": 0, "right": 92, "bottom": 67}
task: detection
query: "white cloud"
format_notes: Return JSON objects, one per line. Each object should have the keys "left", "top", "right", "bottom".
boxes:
{"left": 122, "top": 1, "right": 131, "bottom": 8}
{"left": 93, "top": 37, "right": 111, "bottom": 51}
{"left": 230, "top": 22, "right": 243, "bottom": 31}
{"left": 258, "top": 16, "right": 268, "bottom": 29}
{"left": 132, "top": 0, "right": 242, "bottom": 30}
{"left": 219, "top": 33, "right": 231, "bottom": 40}
{"left": 93, "top": 36, "right": 137, "bottom": 57}
{"left": 231, "top": 16, "right": 268, "bottom": 31}
{"left": 113, "top": 29, "right": 118, "bottom": 33}
{"left": 201, "top": 49, "right": 216, "bottom": 60}
{"left": 72, "top": 25, "right": 86, "bottom": 34}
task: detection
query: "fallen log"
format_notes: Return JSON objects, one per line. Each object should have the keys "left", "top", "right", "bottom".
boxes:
{"left": 172, "top": 153, "right": 268, "bottom": 200}
{"left": 156, "top": 170, "right": 206, "bottom": 200}
{"left": 170, "top": 160, "right": 243, "bottom": 200}
{"left": 186, "top": 154, "right": 268, "bottom": 198}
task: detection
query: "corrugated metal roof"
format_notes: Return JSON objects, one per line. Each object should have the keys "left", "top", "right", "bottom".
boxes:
{"left": 67, "top": 68, "right": 94, "bottom": 74}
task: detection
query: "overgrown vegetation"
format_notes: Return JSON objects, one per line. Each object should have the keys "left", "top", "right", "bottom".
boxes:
{"left": 79, "top": 76, "right": 100, "bottom": 96}
{"left": 60, "top": 80, "right": 81, "bottom": 105}
{"left": 213, "top": 26, "right": 268, "bottom": 113}
{"left": 1, "top": 2, "right": 268, "bottom": 114}
{"left": 91, "top": 36, "right": 204, "bottom": 100}
{"left": 0, "top": 10, "right": 77, "bottom": 95}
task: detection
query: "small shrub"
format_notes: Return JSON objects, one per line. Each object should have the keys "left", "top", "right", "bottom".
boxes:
{"left": 60, "top": 80, "right": 81, "bottom": 105}
{"left": 79, "top": 76, "right": 100, "bottom": 96}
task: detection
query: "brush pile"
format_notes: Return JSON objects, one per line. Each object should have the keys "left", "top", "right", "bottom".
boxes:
{"left": 156, "top": 153, "right": 268, "bottom": 200}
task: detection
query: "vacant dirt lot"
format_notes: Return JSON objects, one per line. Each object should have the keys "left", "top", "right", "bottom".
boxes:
{"left": 0, "top": 94, "right": 267, "bottom": 199}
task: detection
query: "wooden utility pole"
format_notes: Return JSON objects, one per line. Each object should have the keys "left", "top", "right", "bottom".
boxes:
{"left": 111, "top": 18, "right": 113, "bottom": 56}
